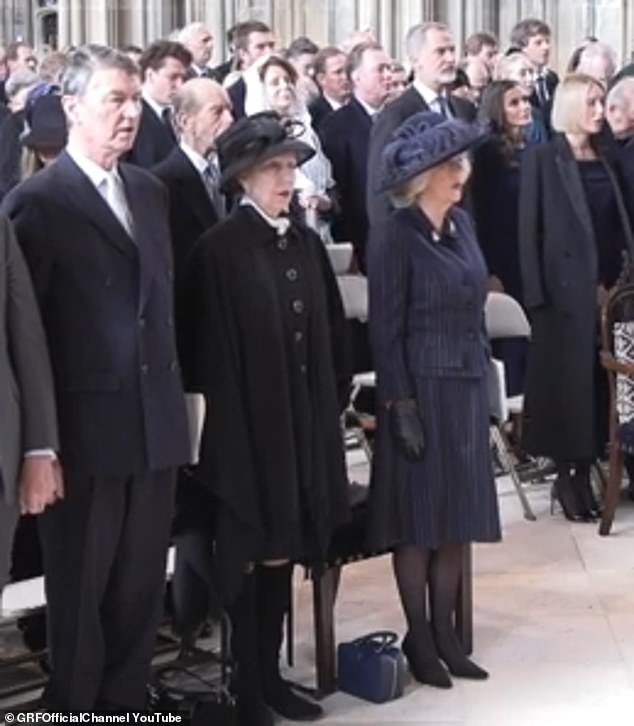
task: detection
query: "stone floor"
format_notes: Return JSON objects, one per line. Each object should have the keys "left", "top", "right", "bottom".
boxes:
{"left": 5, "top": 464, "right": 634, "bottom": 725}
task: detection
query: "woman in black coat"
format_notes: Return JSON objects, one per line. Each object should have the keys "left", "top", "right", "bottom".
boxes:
{"left": 179, "top": 112, "right": 349, "bottom": 726}
{"left": 473, "top": 81, "right": 533, "bottom": 394}
{"left": 367, "top": 111, "right": 501, "bottom": 690}
{"left": 519, "top": 73, "right": 634, "bottom": 521}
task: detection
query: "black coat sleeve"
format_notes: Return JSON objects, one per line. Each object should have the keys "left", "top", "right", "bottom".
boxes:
{"left": 518, "top": 146, "right": 547, "bottom": 309}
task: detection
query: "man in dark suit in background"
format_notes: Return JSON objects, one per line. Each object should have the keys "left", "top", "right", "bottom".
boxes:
{"left": 127, "top": 40, "right": 191, "bottom": 168}
{"left": 226, "top": 20, "right": 275, "bottom": 118}
{"left": 510, "top": 18, "right": 558, "bottom": 128}
{"left": 367, "top": 22, "right": 476, "bottom": 229}
{"left": 152, "top": 76, "right": 231, "bottom": 649}
{"left": 152, "top": 78, "right": 232, "bottom": 281}
{"left": 0, "top": 214, "right": 59, "bottom": 594}
{"left": 179, "top": 22, "right": 218, "bottom": 81}
{"left": 309, "top": 46, "right": 350, "bottom": 132}
{"left": 320, "top": 42, "right": 392, "bottom": 273}
{"left": 2, "top": 44, "right": 190, "bottom": 712}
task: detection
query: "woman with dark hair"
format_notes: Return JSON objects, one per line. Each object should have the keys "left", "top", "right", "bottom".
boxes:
{"left": 472, "top": 80, "right": 533, "bottom": 394}
{"left": 179, "top": 111, "right": 350, "bottom": 726}
{"left": 519, "top": 74, "right": 634, "bottom": 521}
{"left": 473, "top": 80, "right": 532, "bottom": 303}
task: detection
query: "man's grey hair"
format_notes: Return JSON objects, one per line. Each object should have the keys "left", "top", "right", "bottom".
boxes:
{"left": 179, "top": 22, "right": 207, "bottom": 46}
{"left": 5, "top": 68, "right": 38, "bottom": 99}
{"left": 61, "top": 44, "right": 138, "bottom": 97}
{"left": 607, "top": 76, "right": 634, "bottom": 108}
{"left": 405, "top": 22, "right": 450, "bottom": 62}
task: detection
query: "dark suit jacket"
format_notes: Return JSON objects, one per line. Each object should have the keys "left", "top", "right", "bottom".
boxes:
{"left": 127, "top": 99, "right": 177, "bottom": 168}
{"left": 367, "top": 86, "right": 476, "bottom": 229}
{"left": 530, "top": 68, "right": 559, "bottom": 130}
{"left": 228, "top": 77, "right": 247, "bottom": 119}
{"left": 0, "top": 110, "right": 25, "bottom": 201}
{"left": 320, "top": 96, "right": 373, "bottom": 271}
{"left": 185, "top": 65, "right": 222, "bottom": 82}
{"left": 1, "top": 151, "right": 190, "bottom": 477}
{"left": 152, "top": 146, "right": 220, "bottom": 281}
{"left": 211, "top": 59, "right": 234, "bottom": 85}
{"left": 309, "top": 94, "right": 338, "bottom": 132}
{"left": 0, "top": 214, "right": 58, "bottom": 505}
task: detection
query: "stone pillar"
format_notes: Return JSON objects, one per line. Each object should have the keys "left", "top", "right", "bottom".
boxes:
{"left": 57, "top": 0, "right": 71, "bottom": 48}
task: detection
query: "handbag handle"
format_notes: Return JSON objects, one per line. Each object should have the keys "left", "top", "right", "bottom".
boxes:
{"left": 351, "top": 631, "right": 399, "bottom": 652}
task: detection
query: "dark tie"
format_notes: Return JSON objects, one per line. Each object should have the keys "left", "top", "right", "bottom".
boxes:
{"left": 436, "top": 95, "right": 450, "bottom": 119}
{"left": 536, "top": 76, "right": 549, "bottom": 106}
{"left": 161, "top": 107, "right": 176, "bottom": 141}
{"left": 203, "top": 163, "right": 225, "bottom": 218}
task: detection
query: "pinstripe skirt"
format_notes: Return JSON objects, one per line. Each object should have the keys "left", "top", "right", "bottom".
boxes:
{"left": 368, "top": 375, "right": 502, "bottom": 551}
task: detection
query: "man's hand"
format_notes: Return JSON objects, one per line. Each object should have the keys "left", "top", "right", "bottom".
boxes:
{"left": 18, "top": 455, "right": 64, "bottom": 515}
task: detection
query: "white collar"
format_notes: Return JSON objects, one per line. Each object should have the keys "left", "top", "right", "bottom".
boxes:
{"left": 142, "top": 88, "right": 168, "bottom": 120}
{"left": 413, "top": 79, "right": 446, "bottom": 107}
{"left": 324, "top": 94, "right": 343, "bottom": 111}
{"left": 240, "top": 196, "right": 291, "bottom": 235}
{"left": 179, "top": 141, "right": 209, "bottom": 175}
{"left": 354, "top": 93, "right": 382, "bottom": 118}
{"left": 66, "top": 143, "right": 121, "bottom": 190}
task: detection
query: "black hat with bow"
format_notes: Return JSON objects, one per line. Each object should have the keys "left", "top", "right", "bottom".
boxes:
{"left": 215, "top": 111, "right": 315, "bottom": 192}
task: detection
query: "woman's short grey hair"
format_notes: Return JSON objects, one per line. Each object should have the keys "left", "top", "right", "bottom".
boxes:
{"left": 389, "top": 171, "right": 430, "bottom": 209}
{"left": 405, "top": 22, "right": 450, "bottom": 62}
{"left": 61, "top": 44, "right": 138, "bottom": 97}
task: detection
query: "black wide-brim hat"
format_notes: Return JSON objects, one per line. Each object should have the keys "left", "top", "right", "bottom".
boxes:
{"left": 376, "top": 110, "right": 489, "bottom": 193}
{"left": 216, "top": 111, "right": 315, "bottom": 192}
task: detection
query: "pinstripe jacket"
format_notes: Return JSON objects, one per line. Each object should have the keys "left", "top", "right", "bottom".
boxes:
{"left": 368, "top": 204, "right": 489, "bottom": 405}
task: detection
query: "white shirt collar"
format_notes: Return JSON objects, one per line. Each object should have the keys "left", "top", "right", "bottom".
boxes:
{"left": 240, "top": 195, "right": 290, "bottom": 235}
{"left": 413, "top": 79, "right": 446, "bottom": 108}
{"left": 179, "top": 141, "right": 209, "bottom": 175}
{"left": 142, "top": 88, "right": 168, "bottom": 120}
{"left": 324, "top": 94, "right": 343, "bottom": 111}
{"left": 354, "top": 93, "right": 382, "bottom": 118}
{"left": 66, "top": 142, "right": 120, "bottom": 190}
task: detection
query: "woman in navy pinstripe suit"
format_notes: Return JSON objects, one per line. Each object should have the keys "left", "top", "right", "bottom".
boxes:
{"left": 367, "top": 111, "right": 501, "bottom": 690}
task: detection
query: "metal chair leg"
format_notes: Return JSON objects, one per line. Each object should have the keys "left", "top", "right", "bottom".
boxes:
{"left": 491, "top": 425, "right": 537, "bottom": 521}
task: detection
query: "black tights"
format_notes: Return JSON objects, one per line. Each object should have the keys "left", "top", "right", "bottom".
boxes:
{"left": 392, "top": 543, "right": 463, "bottom": 636}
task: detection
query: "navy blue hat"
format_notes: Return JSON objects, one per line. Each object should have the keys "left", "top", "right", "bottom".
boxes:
{"left": 377, "top": 111, "right": 489, "bottom": 193}
{"left": 21, "top": 92, "right": 67, "bottom": 151}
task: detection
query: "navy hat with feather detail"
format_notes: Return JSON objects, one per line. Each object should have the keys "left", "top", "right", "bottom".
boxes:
{"left": 376, "top": 111, "right": 489, "bottom": 193}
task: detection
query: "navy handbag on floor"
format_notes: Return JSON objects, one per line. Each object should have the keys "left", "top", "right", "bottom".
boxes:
{"left": 337, "top": 631, "right": 405, "bottom": 703}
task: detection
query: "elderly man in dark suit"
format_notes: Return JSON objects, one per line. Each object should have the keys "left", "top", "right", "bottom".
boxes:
{"left": 0, "top": 214, "right": 59, "bottom": 594}
{"left": 2, "top": 44, "right": 190, "bottom": 712}
{"left": 367, "top": 22, "right": 476, "bottom": 230}
{"left": 320, "top": 41, "right": 392, "bottom": 273}
{"left": 152, "top": 78, "right": 232, "bottom": 280}
{"left": 179, "top": 22, "right": 217, "bottom": 81}
{"left": 127, "top": 40, "right": 192, "bottom": 168}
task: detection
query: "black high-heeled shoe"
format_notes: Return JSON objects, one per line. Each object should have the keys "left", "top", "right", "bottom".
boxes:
{"left": 551, "top": 473, "right": 590, "bottom": 522}
{"left": 572, "top": 468, "right": 600, "bottom": 521}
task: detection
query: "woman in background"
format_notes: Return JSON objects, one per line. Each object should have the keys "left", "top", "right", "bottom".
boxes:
{"left": 519, "top": 74, "right": 634, "bottom": 521}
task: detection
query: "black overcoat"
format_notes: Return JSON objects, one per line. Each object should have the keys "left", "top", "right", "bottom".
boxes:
{"left": 519, "top": 133, "right": 634, "bottom": 460}
{"left": 178, "top": 205, "right": 350, "bottom": 603}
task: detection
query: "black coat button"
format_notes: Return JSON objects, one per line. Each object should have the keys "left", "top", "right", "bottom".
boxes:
{"left": 300, "top": 364, "right": 307, "bottom": 374}
{"left": 292, "top": 299, "right": 304, "bottom": 314}
{"left": 294, "top": 330, "right": 303, "bottom": 342}
{"left": 277, "top": 237, "right": 288, "bottom": 251}
{"left": 169, "top": 361, "right": 178, "bottom": 372}
{"left": 139, "top": 316, "right": 146, "bottom": 328}
{"left": 140, "top": 363, "right": 149, "bottom": 374}
{"left": 286, "top": 268, "right": 298, "bottom": 282}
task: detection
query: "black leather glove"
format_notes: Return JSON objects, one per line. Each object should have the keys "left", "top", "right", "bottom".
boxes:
{"left": 390, "top": 399, "right": 425, "bottom": 462}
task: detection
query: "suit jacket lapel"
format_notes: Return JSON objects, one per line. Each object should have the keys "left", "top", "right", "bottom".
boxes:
{"left": 173, "top": 149, "right": 218, "bottom": 230}
{"left": 55, "top": 152, "right": 136, "bottom": 260}
{"left": 554, "top": 136, "right": 595, "bottom": 245}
